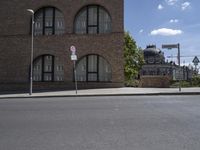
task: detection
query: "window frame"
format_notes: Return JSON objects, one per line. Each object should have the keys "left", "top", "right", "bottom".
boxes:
{"left": 33, "top": 55, "right": 55, "bottom": 82}
{"left": 86, "top": 55, "right": 99, "bottom": 82}
{"left": 34, "top": 7, "right": 64, "bottom": 36}
{"left": 86, "top": 5, "right": 99, "bottom": 34}
{"left": 43, "top": 7, "right": 55, "bottom": 35}
{"left": 74, "top": 5, "right": 112, "bottom": 34}
{"left": 76, "top": 54, "right": 112, "bottom": 82}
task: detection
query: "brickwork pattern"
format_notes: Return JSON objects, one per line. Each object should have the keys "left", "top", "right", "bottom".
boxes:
{"left": 0, "top": 0, "right": 124, "bottom": 91}
{"left": 139, "top": 76, "right": 171, "bottom": 88}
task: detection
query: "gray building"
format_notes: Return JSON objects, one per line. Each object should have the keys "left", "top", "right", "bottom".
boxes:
{"left": 140, "top": 45, "right": 193, "bottom": 81}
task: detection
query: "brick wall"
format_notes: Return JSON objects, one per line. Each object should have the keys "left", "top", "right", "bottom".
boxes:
{"left": 139, "top": 76, "right": 171, "bottom": 88}
{"left": 0, "top": 0, "right": 124, "bottom": 91}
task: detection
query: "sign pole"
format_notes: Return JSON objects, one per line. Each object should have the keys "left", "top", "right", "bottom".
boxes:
{"left": 70, "top": 45, "right": 78, "bottom": 95}
{"left": 73, "top": 60, "right": 78, "bottom": 95}
{"left": 162, "top": 43, "right": 181, "bottom": 92}
{"left": 178, "top": 43, "right": 181, "bottom": 92}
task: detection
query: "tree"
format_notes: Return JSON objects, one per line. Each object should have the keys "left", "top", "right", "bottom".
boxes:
{"left": 124, "top": 32, "right": 144, "bottom": 86}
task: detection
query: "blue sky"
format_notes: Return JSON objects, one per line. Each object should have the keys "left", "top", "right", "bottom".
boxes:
{"left": 125, "top": 0, "right": 200, "bottom": 67}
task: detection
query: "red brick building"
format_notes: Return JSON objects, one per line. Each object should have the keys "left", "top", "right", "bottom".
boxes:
{"left": 0, "top": 0, "right": 124, "bottom": 92}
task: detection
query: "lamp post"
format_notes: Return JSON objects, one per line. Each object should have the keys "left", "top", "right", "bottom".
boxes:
{"left": 27, "top": 9, "right": 34, "bottom": 95}
{"left": 162, "top": 43, "right": 181, "bottom": 92}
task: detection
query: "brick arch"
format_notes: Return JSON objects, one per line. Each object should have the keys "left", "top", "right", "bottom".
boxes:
{"left": 73, "top": 4, "right": 112, "bottom": 34}
{"left": 32, "top": 54, "right": 64, "bottom": 82}
{"left": 76, "top": 54, "right": 112, "bottom": 82}
{"left": 33, "top": 6, "right": 65, "bottom": 36}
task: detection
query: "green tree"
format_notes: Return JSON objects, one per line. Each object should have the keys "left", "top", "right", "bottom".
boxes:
{"left": 124, "top": 32, "right": 144, "bottom": 86}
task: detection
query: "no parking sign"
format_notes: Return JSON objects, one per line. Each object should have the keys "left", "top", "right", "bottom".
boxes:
{"left": 70, "top": 45, "right": 77, "bottom": 61}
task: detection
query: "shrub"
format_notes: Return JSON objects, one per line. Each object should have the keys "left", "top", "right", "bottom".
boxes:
{"left": 191, "top": 75, "right": 200, "bottom": 87}
{"left": 170, "top": 81, "right": 191, "bottom": 88}
{"left": 124, "top": 79, "right": 140, "bottom": 87}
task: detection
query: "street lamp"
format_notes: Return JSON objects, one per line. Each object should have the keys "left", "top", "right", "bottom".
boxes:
{"left": 162, "top": 43, "right": 181, "bottom": 92}
{"left": 27, "top": 9, "right": 34, "bottom": 95}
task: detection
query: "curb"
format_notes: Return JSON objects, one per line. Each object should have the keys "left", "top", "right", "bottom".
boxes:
{"left": 1, "top": 92, "right": 200, "bottom": 99}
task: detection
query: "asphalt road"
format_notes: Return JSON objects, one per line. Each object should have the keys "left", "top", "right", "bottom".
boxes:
{"left": 0, "top": 96, "right": 200, "bottom": 150}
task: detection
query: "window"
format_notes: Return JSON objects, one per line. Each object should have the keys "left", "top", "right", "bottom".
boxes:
{"left": 74, "top": 5, "right": 111, "bottom": 34}
{"left": 76, "top": 55, "right": 112, "bottom": 82}
{"left": 33, "top": 55, "right": 64, "bottom": 82}
{"left": 34, "top": 7, "right": 65, "bottom": 36}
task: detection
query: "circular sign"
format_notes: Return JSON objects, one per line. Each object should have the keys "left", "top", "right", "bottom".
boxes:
{"left": 70, "top": 45, "right": 76, "bottom": 52}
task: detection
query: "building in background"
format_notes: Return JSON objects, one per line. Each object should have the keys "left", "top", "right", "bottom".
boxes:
{"left": 0, "top": 0, "right": 124, "bottom": 92}
{"left": 139, "top": 45, "right": 194, "bottom": 87}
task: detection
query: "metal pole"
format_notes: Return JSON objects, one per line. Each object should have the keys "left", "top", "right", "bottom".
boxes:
{"left": 29, "top": 12, "right": 34, "bottom": 95}
{"left": 73, "top": 61, "right": 78, "bottom": 95}
{"left": 178, "top": 43, "right": 181, "bottom": 92}
{"left": 195, "top": 65, "right": 197, "bottom": 74}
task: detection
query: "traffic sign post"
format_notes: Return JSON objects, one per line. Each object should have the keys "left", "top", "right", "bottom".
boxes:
{"left": 162, "top": 43, "right": 181, "bottom": 92}
{"left": 70, "top": 45, "right": 78, "bottom": 95}
{"left": 193, "top": 56, "right": 199, "bottom": 74}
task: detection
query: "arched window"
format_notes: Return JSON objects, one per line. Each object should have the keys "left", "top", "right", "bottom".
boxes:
{"left": 76, "top": 55, "right": 112, "bottom": 82}
{"left": 34, "top": 7, "right": 65, "bottom": 36}
{"left": 33, "top": 55, "right": 64, "bottom": 82}
{"left": 74, "top": 5, "right": 112, "bottom": 34}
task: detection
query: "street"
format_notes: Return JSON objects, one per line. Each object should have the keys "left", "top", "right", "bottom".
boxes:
{"left": 0, "top": 96, "right": 200, "bottom": 150}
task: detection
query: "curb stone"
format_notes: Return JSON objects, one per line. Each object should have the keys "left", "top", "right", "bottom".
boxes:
{"left": 1, "top": 92, "right": 200, "bottom": 99}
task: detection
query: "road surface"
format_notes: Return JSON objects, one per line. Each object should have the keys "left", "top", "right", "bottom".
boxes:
{"left": 0, "top": 96, "right": 200, "bottom": 150}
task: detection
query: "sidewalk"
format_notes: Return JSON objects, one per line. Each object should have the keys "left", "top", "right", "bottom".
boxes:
{"left": 0, "top": 87, "right": 200, "bottom": 99}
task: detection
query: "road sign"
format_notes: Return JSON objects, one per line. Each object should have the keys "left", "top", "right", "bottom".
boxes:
{"left": 70, "top": 45, "right": 76, "bottom": 55}
{"left": 71, "top": 54, "right": 77, "bottom": 61}
{"left": 192, "top": 56, "right": 199, "bottom": 65}
{"left": 162, "top": 44, "right": 179, "bottom": 49}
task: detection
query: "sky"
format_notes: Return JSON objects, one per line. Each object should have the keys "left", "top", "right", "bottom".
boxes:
{"left": 125, "top": 0, "right": 200, "bottom": 68}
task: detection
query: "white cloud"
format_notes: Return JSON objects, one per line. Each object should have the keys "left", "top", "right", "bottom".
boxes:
{"left": 165, "top": 0, "right": 178, "bottom": 5}
{"left": 139, "top": 29, "right": 144, "bottom": 33}
{"left": 170, "top": 19, "right": 179, "bottom": 23}
{"left": 158, "top": 4, "right": 164, "bottom": 10}
{"left": 150, "top": 28, "right": 183, "bottom": 36}
{"left": 181, "top": 2, "right": 190, "bottom": 10}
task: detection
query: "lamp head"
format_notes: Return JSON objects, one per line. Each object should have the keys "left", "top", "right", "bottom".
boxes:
{"left": 27, "top": 9, "right": 34, "bottom": 14}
